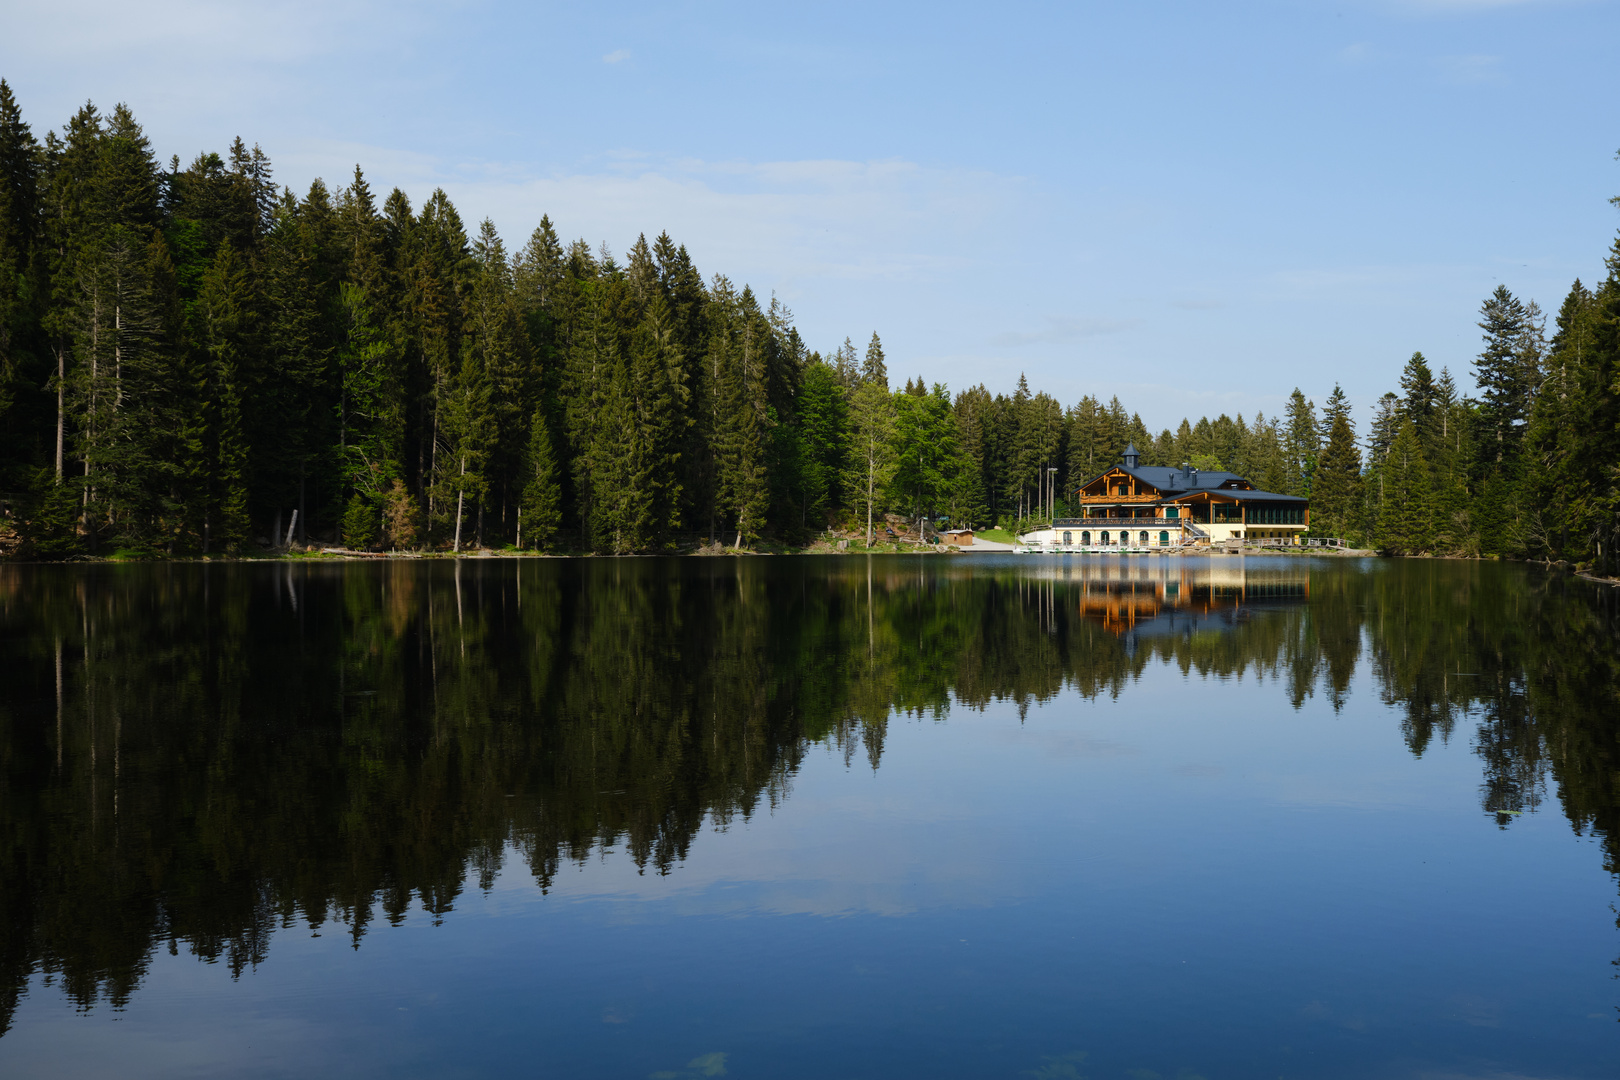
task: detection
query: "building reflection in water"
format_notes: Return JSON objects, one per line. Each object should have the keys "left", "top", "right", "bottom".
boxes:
{"left": 1004, "top": 556, "right": 1310, "bottom": 643}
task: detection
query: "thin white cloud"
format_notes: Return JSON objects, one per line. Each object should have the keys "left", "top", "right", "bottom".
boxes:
{"left": 988, "top": 317, "right": 1140, "bottom": 348}
{"left": 1337, "top": 42, "right": 1377, "bottom": 65}
{"left": 6, "top": 0, "right": 410, "bottom": 64}
{"left": 278, "top": 149, "right": 1034, "bottom": 295}
{"left": 1435, "top": 53, "right": 1503, "bottom": 83}
{"left": 602, "top": 48, "right": 631, "bottom": 64}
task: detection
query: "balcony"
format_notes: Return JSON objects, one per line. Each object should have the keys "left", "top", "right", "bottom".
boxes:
{"left": 1058, "top": 518, "right": 1190, "bottom": 529}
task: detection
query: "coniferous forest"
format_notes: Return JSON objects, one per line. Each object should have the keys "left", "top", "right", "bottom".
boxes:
{"left": 0, "top": 85, "right": 1617, "bottom": 568}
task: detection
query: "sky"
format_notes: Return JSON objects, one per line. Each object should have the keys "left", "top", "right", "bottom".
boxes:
{"left": 3, "top": 0, "right": 1618, "bottom": 433}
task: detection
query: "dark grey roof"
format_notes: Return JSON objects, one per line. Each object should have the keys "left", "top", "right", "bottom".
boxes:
{"left": 1173, "top": 487, "right": 1306, "bottom": 504}
{"left": 1079, "top": 463, "right": 1306, "bottom": 503}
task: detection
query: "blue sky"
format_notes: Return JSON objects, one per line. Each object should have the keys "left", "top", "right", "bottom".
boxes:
{"left": 4, "top": 0, "right": 1618, "bottom": 432}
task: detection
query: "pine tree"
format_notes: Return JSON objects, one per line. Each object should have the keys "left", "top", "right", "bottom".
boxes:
{"left": 1473, "top": 285, "right": 1537, "bottom": 468}
{"left": 468, "top": 218, "right": 527, "bottom": 541}
{"left": 1004, "top": 374, "right": 1034, "bottom": 520}
{"left": 1521, "top": 276, "right": 1618, "bottom": 562}
{"left": 861, "top": 331, "right": 887, "bottom": 389}
{"left": 1398, "top": 352, "right": 1438, "bottom": 448}
{"left": 889, "top": 382, "right": 958, "bottom": 528}
{"left": 797, "top": 357, "right": 848, "bottom": 523}
{"left": 1374, "top": 421, "right": 1434, "bottom": 555}
{"left": 710, "top": 285, "right": 771, "bottom": 548}
{"left": 1367, "top": 392, "right": 1400, "bottom": 466}
{"left": 192, "top": 244, "right": 253, "bottom": 553}
{"left": 623, "top": 292, "right": 688, "bottom": 548}
{"left": 1245, "top": 412, "right": 1286, "bottom": 494}
{"left": 1313, "top": 385, "right": 1363, "bottom": 540}
{"left": 0, "top": 79, "right": 45, "bottom": 482}
{"left": 954, "top": 385, "right": 995, "bottom": 528}
{"left": 257, "top": 196, "right": 332, "bottom": 540}
{"left": 519, "top": 407, "right": 561, "bottom": 549}
{"left": 832, "top": 336, "right": 858, "bottom": 386}
{"left": 1066, "top": 395, "right": 1102, "bottom": 483}
{"left": 846, "top": 380, "right": 895, "bottom": 547}
{"left": 1282, "top": 388, "right": 1317, "bottom": 497}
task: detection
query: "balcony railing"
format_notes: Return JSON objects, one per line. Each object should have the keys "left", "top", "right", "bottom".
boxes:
{"left": 1056, "top": 518, "right": 1189, "bottom": 529}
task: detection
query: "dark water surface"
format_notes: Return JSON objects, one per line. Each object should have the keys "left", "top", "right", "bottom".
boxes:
{"left": 1, "top": 555, "right": 1617, "bottom": 1079}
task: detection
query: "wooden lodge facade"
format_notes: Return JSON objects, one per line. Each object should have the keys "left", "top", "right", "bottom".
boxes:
{"left": 1022, "top": 444, "right": 1309, "bottom": 549}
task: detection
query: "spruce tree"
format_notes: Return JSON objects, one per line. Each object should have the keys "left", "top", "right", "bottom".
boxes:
{"left": 1374, "top": 421, "right": 1434, "bottom": 555}
{"left": 519, "top": 407, "right": 561, "bottom": 549}
{"left": 0, "top": 79, "right": 44, "bottom": 477}
{"left": 192, "top": 244, "right": 253, "bottom": 553}
{"left": 1398, "top": 352, "right": 1437, "bottom": 449}
{"left": 954, "top": 385, "right": 995, "bottom": 527}
{"left": 1473, "top": 285, "right": 1537, "bottom": 468}
{"left": 797, "top": 357, "right": 848, "bottom": 523}
{"left": 846, "top": 379, "right": 895, "bottom": 546}
{"left": 1066, "top": 395, "right": 1102, "bottom": 482}
{"left": 625, "top": 293, "right": 688, "bottom": 548}
{"left": 1313, "top": 385, "right": 1363, "bottom": 541}
{"left": 861, "top": 332, "right": 887, "bottom": 388}
{"left": 1282, "top": 388, "right": 1317, "bottom": 496}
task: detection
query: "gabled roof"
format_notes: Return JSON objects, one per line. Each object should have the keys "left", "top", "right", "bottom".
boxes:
{"left": 1169, "top": 486, "right": 1306, "bottom": 504}
{"left": 1078, "top": 464, "right": 1306, "bottom": 503}
{"left": 1081, "top": 464, "right": 1245, "bottom": 494}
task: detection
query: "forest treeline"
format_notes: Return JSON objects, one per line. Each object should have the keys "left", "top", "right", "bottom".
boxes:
{"left": 0, "top": 84, "right": 1616, "bottom": 565}
{"left": 0, "top": 557, "right": 1614, "bottom": 1032}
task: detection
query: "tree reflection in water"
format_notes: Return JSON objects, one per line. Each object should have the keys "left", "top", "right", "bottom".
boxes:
{"left": 0, "top": 555, "right": 1614, "bottom": 1033}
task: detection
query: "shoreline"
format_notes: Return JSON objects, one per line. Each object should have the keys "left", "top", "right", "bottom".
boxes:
{"left": 4, "top": 544, "right": 1387, "bottom": 565}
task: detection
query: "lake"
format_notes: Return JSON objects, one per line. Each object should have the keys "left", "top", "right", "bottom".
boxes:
{"left": 0, "top": 554, "right": 1615, "bottom": 1079}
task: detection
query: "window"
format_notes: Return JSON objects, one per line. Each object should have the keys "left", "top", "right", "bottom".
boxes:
{"left": 1102, "top": 531, "right": 1111, "bottom": 544}
{"left": 1139, "top": 531, "right": 1149, "bottom": 544}
{"left": 1159, "top": 531, "right": 1170, "bottom": 545}
{"left": 1081, "top": 531, "right": 1090, "bottom": 544}
{"left": 1248, "top": 503, "right": 1304, "bottom": 525}
{"left": 1164, "top": 507, "right": 1179, "bottom": 519}
{"left": 1063, "top": 531, "right": 1072, "bottom": 544}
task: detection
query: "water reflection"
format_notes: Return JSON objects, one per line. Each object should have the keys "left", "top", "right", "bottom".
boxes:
{"left": 0, "top": 555, "right": 1615, "bottom": 1036}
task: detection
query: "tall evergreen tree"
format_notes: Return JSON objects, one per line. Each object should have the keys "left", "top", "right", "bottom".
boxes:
{"left": 1281, "top": 389, "right": 1318, "bottom": 498}
{"left": 1313, "top": 385, "right": 1363, "bottom": 540}
{"left": 1374, "top": 420, "right": 1434, "bottom": 555}
{"left": 519, "top": 406, "right": 560, "bottom": 549}
{"left": 861, "top": 332, "right": 887, "bottom": 389}
{"left": 0, "top": 80, "right": 44, "bottom": 478}
{"left": 1472, "top": 285, "right": 1540, "bottom": 469}
{"left": 846, "top": 379, "right": 895, "bottom": 547}
{"left": 797, "top": 357, "right": 848, "bottom": 524}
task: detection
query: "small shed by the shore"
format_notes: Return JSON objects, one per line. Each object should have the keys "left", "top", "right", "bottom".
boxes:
{"left": 941, "top": 529, "right": 974, "bottom": 546}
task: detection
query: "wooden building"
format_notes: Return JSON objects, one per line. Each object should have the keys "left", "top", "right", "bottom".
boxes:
{"left": 1021, "top": 443, "right": 1309, "bottom": 549}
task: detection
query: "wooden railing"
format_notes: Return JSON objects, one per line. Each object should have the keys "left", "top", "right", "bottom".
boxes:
{"left": 1241, "top": 537, "right": 1345, "bottom": 549}
{"left": 1054, "top": 518, "right": 1186, "bottom": 529}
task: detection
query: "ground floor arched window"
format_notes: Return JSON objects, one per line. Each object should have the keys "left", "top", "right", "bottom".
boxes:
{"left": 1159, "top": 531, "right": 1170, "bottom": 545}
{"left": 1063, "top": 531, "right": 1072, "bottom": 544}
{"left": 1102, "top": 532, "right": 1111, "bottom": 544}
{"left": 1139, "top": 531, "right": 1149, "bottom": 544}
{"left": 1081, "top": 531, "right": 1091, "bottom": 544}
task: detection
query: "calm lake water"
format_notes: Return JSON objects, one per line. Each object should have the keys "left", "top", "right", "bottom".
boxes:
{"left": 0, "top": 555, "right": 1616, "bottom": 1079}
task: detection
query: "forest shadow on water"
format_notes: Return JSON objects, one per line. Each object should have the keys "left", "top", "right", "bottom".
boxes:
{"left": 0, "top": 554, "right": 1617, "bottom": 1076}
